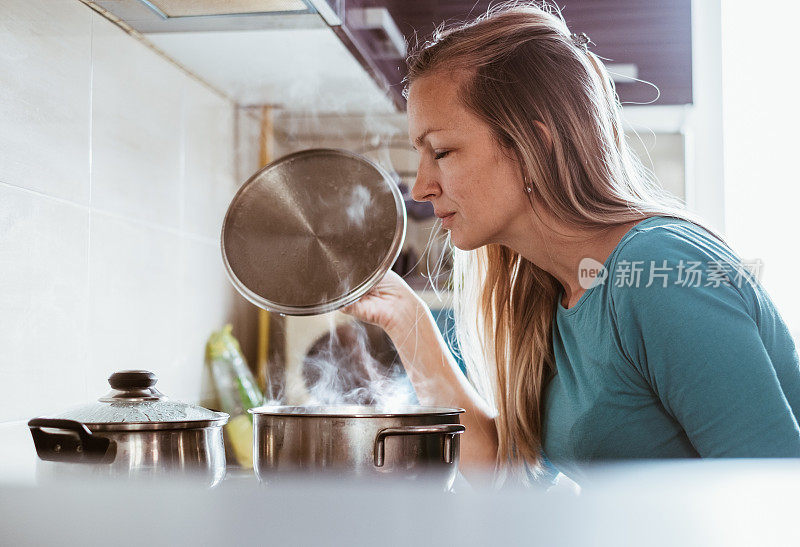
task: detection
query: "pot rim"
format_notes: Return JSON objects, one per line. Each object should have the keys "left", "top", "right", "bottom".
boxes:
{"left": 248, "top": 405, "right": 465, "bottom": 418}
{"left": 77, "top": 416, "right": 229, "bottom": 431}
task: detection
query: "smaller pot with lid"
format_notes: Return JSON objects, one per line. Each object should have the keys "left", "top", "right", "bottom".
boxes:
{"left": 28, "top": 370, "right": 229, "bottom": 487}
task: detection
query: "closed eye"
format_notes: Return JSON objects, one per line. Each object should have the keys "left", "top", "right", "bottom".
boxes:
{"left": 434, "top": 150, "right": 451, "bottom": 160}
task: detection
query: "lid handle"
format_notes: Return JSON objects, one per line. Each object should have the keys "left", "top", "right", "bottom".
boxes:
{"left": 108, "top": 370, "right": 157, "bottom": 391}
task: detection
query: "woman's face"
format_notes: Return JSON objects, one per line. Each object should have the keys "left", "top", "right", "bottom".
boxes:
{"left": 407, "top": 72, "right": 531, "bottom": 251}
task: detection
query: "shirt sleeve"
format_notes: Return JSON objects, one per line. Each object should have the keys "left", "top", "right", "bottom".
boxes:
{"left": 610, "top": 228, "right": 800, "bottom": 457}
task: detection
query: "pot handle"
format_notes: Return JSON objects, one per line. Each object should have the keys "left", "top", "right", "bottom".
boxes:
{"left": 28, "top": 418, "right": 117, "bottom": 464}
{"left": 373, "top": 424, "right": 465, "bottom": 467}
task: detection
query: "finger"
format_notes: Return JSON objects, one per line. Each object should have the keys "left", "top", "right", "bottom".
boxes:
{"left": 340, "top": 301, "right": 367, "bottom": 316}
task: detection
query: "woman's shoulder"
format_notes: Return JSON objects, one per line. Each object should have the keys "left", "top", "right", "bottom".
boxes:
{"left": 613, "top": 215, "right": 738, "bottom": 267}
{"left": 605, "top": 215, "right": 760, "bottom": 319}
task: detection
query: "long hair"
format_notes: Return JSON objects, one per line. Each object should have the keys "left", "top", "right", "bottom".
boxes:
{"left": 405, "top": 1, "right": 708, "bottom": 479}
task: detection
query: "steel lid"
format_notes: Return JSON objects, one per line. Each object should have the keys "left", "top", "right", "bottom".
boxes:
{"left": 52, "top": 370, "right": 228, "bottom": 431}
{"left": 221, "top": 148, "right": 407, "bottom": 315}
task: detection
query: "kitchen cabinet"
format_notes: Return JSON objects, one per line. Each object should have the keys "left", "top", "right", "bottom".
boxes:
{"left": 83, "top": 1, "right": 691, "bottom": 112}
{"left": 339, "top": 0, "right": 693, "bottom": 109}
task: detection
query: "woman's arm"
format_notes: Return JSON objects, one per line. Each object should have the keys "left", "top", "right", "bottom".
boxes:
{"left": 341, "top": 271, "right": 499, "bottom": 477}
{"left": 385, "top": 296, "right": 499, "bottom": 473}
{"left": 611, "top": 232, "right": 800, "bottom": 457}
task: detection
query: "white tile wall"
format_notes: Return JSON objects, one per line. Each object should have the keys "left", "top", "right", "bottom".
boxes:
{"left": 87, "top": 211, "right": 184, "bottom": 396}
{"left": 90, "top": 13, "right": 184, "bottom": 228}
{"left": 182, "top": 77, "right": 236, "bottom": 239}
{"left": 179, "top": 236, "right": 238, "bottom": 403}
{"left": 0, "top": 0, "right": 251, "bottom": 422}
{"left": 0, "top": 0, "right": 92, "bottom": 203}
{"left": 0, "top": 183, "right": 90, "bottom": 421}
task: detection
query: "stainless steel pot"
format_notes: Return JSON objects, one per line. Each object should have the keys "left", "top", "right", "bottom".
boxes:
{"left": 250, "top": 405, "right": 465, "bottom": 490}
{"left": 28, "top": 370, "right": 229, "bottom": 487}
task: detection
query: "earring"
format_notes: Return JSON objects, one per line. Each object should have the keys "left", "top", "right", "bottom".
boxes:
{"left": 525, "top": 184, "right": 532, "bottom": 193}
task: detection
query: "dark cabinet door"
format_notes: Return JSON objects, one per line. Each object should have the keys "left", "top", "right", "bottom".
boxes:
{"left": 331, "top": 0, "right": 693, "bottom": 109}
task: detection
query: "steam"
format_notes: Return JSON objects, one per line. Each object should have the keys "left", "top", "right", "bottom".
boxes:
{"left": 344, "top": 184, "right": 371, "bottom": 226}
{"left": 301, "top": 317, "right": 416, "bottom": 409}
{"left": 247, "top": 93, "right": 426, "bottom": 410}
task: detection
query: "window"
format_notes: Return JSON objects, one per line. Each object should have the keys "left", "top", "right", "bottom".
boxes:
{"left": 721, "top": 1, "right": 800, "bottom": 341}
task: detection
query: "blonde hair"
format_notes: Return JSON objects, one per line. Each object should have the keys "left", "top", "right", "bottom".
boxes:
{"left": 406, "top": 1, "right": 706, "bottom": 479}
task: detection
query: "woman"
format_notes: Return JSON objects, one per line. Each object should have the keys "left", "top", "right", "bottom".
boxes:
{"left": 343, "top": 3, "right": 800, "bottom": 484}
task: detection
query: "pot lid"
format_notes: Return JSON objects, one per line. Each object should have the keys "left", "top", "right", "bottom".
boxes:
{"left": 53, "top": 370, "right": 228, "bottom": 428}
{"left": 221, "top": 148, "right": 406, "bottom": 316}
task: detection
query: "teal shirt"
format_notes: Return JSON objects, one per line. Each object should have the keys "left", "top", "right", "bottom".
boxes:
{"left": 542, "top": 216, "right": 800, "bottom": 481}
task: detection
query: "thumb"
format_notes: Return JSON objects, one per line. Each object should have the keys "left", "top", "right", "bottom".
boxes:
{"left": 339, "top": 301, "right": 362, "bottom": 316}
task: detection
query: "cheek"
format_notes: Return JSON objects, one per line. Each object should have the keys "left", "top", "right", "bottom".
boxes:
{"left": 448, "top": 158, "right": 504, "bottom": 198}
{"left": 474, "top": 162, "right": 523, "bottom": 208}
{"left": 444, "top": 149, "right": 524, "bottom": 216}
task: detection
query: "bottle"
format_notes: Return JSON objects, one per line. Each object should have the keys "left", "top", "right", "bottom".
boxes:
{"left": 205, "top": 324, "right": 264, "bottom": 468}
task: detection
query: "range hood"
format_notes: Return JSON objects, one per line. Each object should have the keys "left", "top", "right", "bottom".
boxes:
{"left": 132, "top": 0, "right": 313, "bottom": 17}
{"left": 85, "top": 0, "right": 400, "bottom": 112}
{"left": 89, "top": 0, "right": 341, "bottom": 32}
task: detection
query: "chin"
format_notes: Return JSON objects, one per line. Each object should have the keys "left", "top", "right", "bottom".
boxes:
{"left": 448, "top": 231, "right": 483, "bottom": 252}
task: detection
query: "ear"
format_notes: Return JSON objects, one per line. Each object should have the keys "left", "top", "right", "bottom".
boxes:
{"left": 534, "top": 121, "right": 553, "bottom": 152}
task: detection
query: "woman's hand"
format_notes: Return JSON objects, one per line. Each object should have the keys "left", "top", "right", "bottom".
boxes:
{"left": 340, "top": 270, "right": 422, "bottom": 338}
{"left": 344, "top": 271, "right": 500, "bottom": 475}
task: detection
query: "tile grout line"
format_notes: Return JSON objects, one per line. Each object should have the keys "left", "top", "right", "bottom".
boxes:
{"left": 0, "top": 179, "right": 219, "bottom": 248}
{"left": 86, "top": 9, "right": 95, "bottom": 402}
{"left": 91, "top": 207, "right": 220, "bottom": 246}
{"left": 0, "top": 180, "right": 90, "bottom": 212}
{"left": 179, "top": 78, "right": 187, "bottom": 239}
{"left": 179, "top": 76, "right": 188, "bottom": 372}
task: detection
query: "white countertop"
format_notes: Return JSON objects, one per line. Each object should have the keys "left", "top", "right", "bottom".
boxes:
{"left": 3, "top": 420, "right": 800, "bottom": 546}
{"left": 0, "top": 421, "right": 38, "bottom": 484}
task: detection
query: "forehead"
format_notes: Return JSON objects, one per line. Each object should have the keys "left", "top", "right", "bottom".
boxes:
{"left": 408, "top": 72, "right": 463, "bottom": 108}
{"left": 407, "top": 72, "right": 471, "bottom": 139}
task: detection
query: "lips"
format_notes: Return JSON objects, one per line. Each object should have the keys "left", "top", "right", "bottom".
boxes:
{"left": 436, "top": 210, "right": 456, "bottom": 228}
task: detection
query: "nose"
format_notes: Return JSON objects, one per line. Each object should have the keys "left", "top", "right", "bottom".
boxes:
{"left": 411, "top": 160, "right": 441, "bottom": 202}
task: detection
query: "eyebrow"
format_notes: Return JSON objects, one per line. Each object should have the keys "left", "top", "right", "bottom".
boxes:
{"left": 412, "top": 127, "right": 444, "bottom": 149}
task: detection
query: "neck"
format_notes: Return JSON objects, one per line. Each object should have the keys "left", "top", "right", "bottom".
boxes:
{"left": 499, "top": 210, "right": 644, "bottom": 308}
